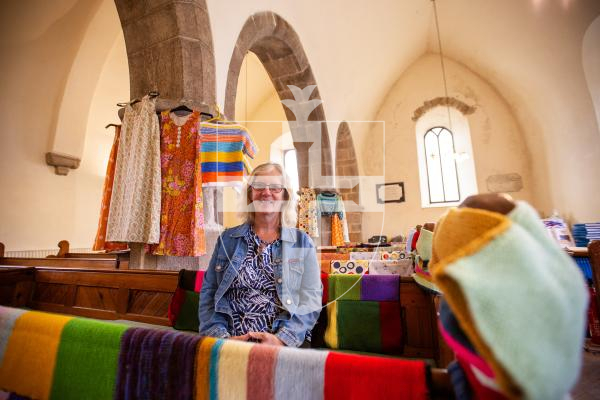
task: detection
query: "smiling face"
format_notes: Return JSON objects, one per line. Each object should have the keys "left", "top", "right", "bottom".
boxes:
{"left": 249, "top": 171, "right": 287, "bottom": 215}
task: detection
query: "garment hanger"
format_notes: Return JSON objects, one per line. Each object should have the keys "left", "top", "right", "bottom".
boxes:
{"left": 116, "top": 91, "right": 159, "bottom": 108}
{"left": 205, "top": 104, "right": 229, "bottom": 123}
{"left": 105, "top": 123, "right": 120, "bottom": 129}
{"left": 170, "top": 104, "right": 193, "bottom": 117}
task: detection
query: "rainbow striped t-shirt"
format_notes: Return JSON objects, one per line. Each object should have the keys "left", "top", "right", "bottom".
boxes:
{"left": 199, "top": 122, "right": 258, "bottom": 186}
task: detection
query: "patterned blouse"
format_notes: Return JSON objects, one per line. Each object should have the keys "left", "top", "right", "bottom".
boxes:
{"left": 225, "top": 227, "right": 282, "bottom": 336}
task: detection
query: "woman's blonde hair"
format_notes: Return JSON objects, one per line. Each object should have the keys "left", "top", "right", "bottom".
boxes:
{"left": 241, "top": 162, "right": 297, "bottom": 228}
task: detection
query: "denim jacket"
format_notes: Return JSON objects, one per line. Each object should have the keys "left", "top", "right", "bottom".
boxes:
{"left": 198, "top": 223, "right": 322, "bottom": 347}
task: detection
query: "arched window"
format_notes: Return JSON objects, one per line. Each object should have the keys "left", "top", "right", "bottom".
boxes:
{"left": 283, "top": 148, "right": 299, "bottom": 193}
{"left": 270, "top": 131, "right": 299, "bottom": 194}
{"left": 423, "top": 127, "right": 460, "bottom": 203}
{"left": 416, "top": 106, "right": 478, "bottom": 207}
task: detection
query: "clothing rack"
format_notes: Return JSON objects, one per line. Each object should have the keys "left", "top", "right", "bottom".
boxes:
{"left": 116, "top": 94, "right": 217, "bottom": 121}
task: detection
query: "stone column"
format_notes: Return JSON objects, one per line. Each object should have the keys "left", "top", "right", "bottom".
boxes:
{"left": 115, "top": 0, "right": 217, "bottom": 269}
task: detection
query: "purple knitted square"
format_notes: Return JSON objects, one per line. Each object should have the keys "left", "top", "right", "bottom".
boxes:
{"left": 361, "top": 275, "right": 400, "bottom": 301}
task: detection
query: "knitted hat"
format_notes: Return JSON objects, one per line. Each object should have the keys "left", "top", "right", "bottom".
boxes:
{"left": 430, "top": 202, "right": 588, "bottom": 400}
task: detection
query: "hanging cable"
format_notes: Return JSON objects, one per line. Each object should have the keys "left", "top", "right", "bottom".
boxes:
{"left": 245, "top": 51, "right": 249, "bottom": 123}
{"left": 432, "top": 0, "right": 452, "bottom": 130}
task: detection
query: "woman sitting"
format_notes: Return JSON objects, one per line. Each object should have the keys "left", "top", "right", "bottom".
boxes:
{"left": 199, "top": 162, "right": 322, "bottom": 347}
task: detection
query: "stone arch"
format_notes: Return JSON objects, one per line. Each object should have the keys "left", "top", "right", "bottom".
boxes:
{"left": 224, "top": 11, "right": 333, "bottom": 188}
{"left": 335, "top": 122, "right": 362, "bottom": 242}
{"left": 114, "top": 0, "right": 216, "bottom": 108}
{"left": 411, "top": 96, "right": 476, "bottom": 121}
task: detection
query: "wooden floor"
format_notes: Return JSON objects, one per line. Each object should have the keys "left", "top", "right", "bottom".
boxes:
{"left": 572, "top": 341, "right": 600, "bottom": 400}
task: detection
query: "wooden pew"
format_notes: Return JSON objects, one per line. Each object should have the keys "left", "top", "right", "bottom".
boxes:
{"left": 0, "top": 265, "right": 454, "bottom": 397}
{"left": 47, "top": 240, "right": 130, "bottom": 269}
{"left": 0, "top": 266, "right": 35, "bottom": 307}
{"left": 0, "top": 241, "right": 122, "bottom": 269}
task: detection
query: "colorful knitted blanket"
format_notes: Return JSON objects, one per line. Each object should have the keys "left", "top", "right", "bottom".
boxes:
{"left": 430, "top": 201, "right": 588, "bottom": 400}
{"left": 324, "top": 275, "right": 403, "bottom": 354}
{"left": 0, "top": 305, "right": 428, "bottom": 400}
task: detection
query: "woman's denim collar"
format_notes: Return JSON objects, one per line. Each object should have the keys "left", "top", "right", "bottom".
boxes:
{"left": 227, "top": 222, "right": 296, "bottom": 242}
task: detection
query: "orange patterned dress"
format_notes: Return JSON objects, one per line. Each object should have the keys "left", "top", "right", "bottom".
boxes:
{"left": 152, "top": 111, "right": 206, "bottom": 256}
{"left": 93, "top": 125, "right": 128, "bottom": 251}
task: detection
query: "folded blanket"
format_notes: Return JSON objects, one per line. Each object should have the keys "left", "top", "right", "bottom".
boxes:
{"left": 324, "top": 352, "right": 428, "bottom": 399}
{"left": 0, "top": 307, "right": 26, "bottom": 363}
{"left": 0, "top": 310, "right": 72, "bottom": 400}
{"left": 328, "top": 274, "right": 400, "bottom": 302}
{"left": 274, "top": 347, "right": 328, "bottom": 400}
{"left": 218, "top": 340, "right": 253, "bottom": 399}
{"left": 247, "top": 344, "right": 280, "bottom": 400}
{"left": 196, "top": 337, "right": 218, "bottom": 400}
{"left": 115, "top": 327, "right": 201, "bottom": 400}
{"left": 430, "top": 202, "right": 588, "bottom": 400}
{"left": 50, "top": 318, "right": 129, "bottom": 400}
{"left": 325, "top": 275, "right": 403, "bottom": 353}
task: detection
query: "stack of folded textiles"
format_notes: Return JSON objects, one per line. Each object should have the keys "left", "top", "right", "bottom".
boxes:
{"left": 572, "top": 222, "right": 600, "bottom": 247}
{"left": 0, "top": 305, "right": 430, "bottom": 400}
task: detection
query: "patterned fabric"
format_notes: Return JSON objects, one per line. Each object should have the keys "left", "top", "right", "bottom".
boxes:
{"left": 199, "top": 122, "right": 257, "bottom": 187}
{"left": 225, "top": 227, "right": 282, "bottom": 336}
{"left": 331, "top": 214, "right": 345, "bottom": 246}
{"left": 297, "top": 188, "right": 319, "bottom": 237}
{"left": 152, "top": 111, "right": 206, "bottom": 256}
{"left": 92, "top": 125, "right": 128, "bottom": 252}
{"left": 106, "top": 95, "right": 161, "bottom": 243}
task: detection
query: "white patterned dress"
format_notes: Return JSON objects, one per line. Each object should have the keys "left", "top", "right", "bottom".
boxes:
{"left": 106, "top": 95, "right": 161, "bottom": 244}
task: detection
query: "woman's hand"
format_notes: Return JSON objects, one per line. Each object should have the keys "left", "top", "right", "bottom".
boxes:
{"left": 247, "top": 332, "right": 285, "bottom": 346}
{"left": 230, "top": 333, "right": 251, "bottom": 341}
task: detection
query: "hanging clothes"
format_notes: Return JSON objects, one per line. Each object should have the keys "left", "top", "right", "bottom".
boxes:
{"left": 92, "top": 125, "right": 128, "bottom": 252}
{"left": 331, "top": 214, "right": 345, "bottom": 246}
{"left": 106, "top": 95, "right": 161, "bottom": 244}
{"left": 339, "top": 197, "right": 350, "bottom": 243}
{"left": 151, "top": 111, "right": 206, "bottom": 256}
{"left": 199, "top": 121, "right": 257, "bottom": 187}
{"left": 317, "top": 192, "right": 349, "bottom": 246}
{"left": 317, "top": 192, "right": 344, "bottom": 218}
{"left": 297, "top": 188, "right": 319, "bottom": 237}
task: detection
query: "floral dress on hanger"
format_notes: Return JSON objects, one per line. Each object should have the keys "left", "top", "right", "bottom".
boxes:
{"left": 152, "top": 110, "right": 206, "bottom": 256}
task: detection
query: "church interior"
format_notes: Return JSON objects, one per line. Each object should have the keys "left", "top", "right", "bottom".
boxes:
{"left": 0, "top": 0, "right": 599, "bottom": 399}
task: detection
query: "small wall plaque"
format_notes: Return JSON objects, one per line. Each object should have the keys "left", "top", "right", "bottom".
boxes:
{"left": 376, "top": 182, "right": 405, "bottom": 204}
{"left": 486, "top": 173, "right": 523, "bottom": 193}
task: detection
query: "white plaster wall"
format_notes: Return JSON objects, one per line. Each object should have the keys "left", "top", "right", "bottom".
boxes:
{"left": 361, "top": 54, "right": 536, "bottom": 240}
{"left": 583, "top": 16, "right": 600, "bottom": 141}
{"left": 0, "top": 24, "right": 128, "bottom": 251}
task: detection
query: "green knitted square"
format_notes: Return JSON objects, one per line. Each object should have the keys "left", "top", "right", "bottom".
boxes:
{"left": 50, "top": 318, "right": 128, "bottom": 400}
{"left": 328, "top": 274, "right": 361, "bottom": 301}
{"left": 337, "top": 301, "right": 381, "bottom": 353}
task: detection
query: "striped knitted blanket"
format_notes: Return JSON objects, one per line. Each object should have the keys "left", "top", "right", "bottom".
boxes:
{"left": 0, "top": 306, "right": 428, "bottom": 400}
{"left": 324, "top": 275, "right": 403, "bottom": 354}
